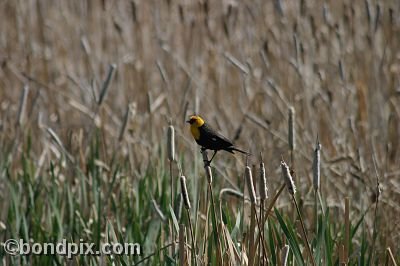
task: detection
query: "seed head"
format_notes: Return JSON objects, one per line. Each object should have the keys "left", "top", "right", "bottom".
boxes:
{"left": 167, "top": 125, "right": 175, "bottom": 161}
{"left": 281, "top": 160, "right": 296, "bottom": 195}
{"left": 205, "top": 165, "right": 213, "bottom": 184}
{"left": 180, "top": 175, "right": 191, "bottom": 209}
{"left": 245, "top": 166, "right": 257, "bottom": 204}
{"left": 259, "top": 156, "right": 268, "bottom": 200}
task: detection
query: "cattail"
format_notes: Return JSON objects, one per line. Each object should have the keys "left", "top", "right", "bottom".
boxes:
{"left": 281, "top": 160, "right": 296, "bottom": 195}
{"left": 167, "top": 125, "right": 175, "bottom": 161}
{"left": 98, "top": 63, "right": 116, "bottom": 106}
{"left": 205, "top": 165, "right": 213, "bottom": 184}
{"left": 344, "top": 197, "right": 350, "bottom": 262}
{"left": 245, "top": 166, "right": 257, "bottom": 204}
{"left": 17, "top": 85, "right": 29, "bottom": 126}
{"left": 147, "top": 91, "right": 152, "bottom": 114}
{"left": 312, "top": 138, "right": 321, "bottom": 191}
{"left": 288, "top": 107, "right": 296, "bottom": 151}
{"left": 118, "top": 104, "right": 131, "bottom": 142}
{"left": 365, "top": 0, "right": 371, "bottom": 25}
{"left": 338, "top": 60, "right": 345, "bottom": 82}
{"left": 259, "top": 155, "right": 268, "bottom": 200}
{"left": 281, "top": 245, "right": 290, "bottom": 266}
{"left": 274, "top": 0, "right": 284, "bottom": 16}
{"left": 374, "top": 4, "right": 381, "bottom": 32}
{"left": 180, "top": 176, "right": 191, "bottom": 209}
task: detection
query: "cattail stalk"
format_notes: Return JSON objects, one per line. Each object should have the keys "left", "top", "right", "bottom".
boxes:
{"left": 200, "top": 149, "right": 223, "bottom": 265}
{"left": 180, "top": 175, "right": 196, "bottom": 265}
{"left": 313, "top": 138, "right": 321, "bottom": 191}
{"left": 371, "top": 155, "right": 381, "bottom": 262}
{"left": 246, "top": 166, "right": 257, "bottom": 266}
{"left": 385, "top": 247, "right": 397, "bottom": 265}
{"left": 288, "top": 107, "right": 296, "bottom": 170}
{"left": 259, "top": 154, "right": 268, "bottom": 265}
{"left": 281, "top": 245, "right": 290, "bottom": 266}
{"left": 245, "top": 165, "right": 268, "bottom": 263}
{"left": 339, "top": 244, "right": 345, "bottom": 265}
{"left": 344, "top": 197, "right": 350, "bottom": 264}
{"left": 179, "top": 224, "right": 185, "bottom": 266}
{"left": 281, "top": 160, "right": 315, "bottom": 266}
{"left": 168, "top": 124, "right": 175, "bottom": 255}
{"left": 167, "top": 124, "right": 175, "bottom": 206}
{"left": 288, "top": 107, "right": 296, "bottom": 151}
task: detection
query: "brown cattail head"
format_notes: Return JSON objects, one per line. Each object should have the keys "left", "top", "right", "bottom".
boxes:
{"left": 167, "top": 124, "right": 175, "bottom": 161}
{"left": 180, "top": 175, "right": 191, "bottom": 209}
{"left": 288, "top": 106, "right": 296, "bottom": 151}
{"left": 259, "top": 153, "right": 268, "bottom": 200}
{"left": 245, "top": 166, "right": 257, "bottom": 204}
{"left": 281, "top": 160, "right": 296, "bottom": 195}
{"left": 312, "top": 137, "right": 321, "bottom": 191}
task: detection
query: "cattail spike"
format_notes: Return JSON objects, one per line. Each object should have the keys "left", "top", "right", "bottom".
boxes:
{"left": 17, "top": 85, "right": 29, "bottom": 126}
{"left": 259, "top": 153, "right": 268, "bottom": 200}
{"left": 180, "top": 176, "right": 191, "bottom": 209}
{"left": 313, "top": 136, "right": 321, "bottom": 191}
{"left": 245, "top": 166, "right": 257, "bottom": 204}
{"left": 281, "top": 160, "right": 296, "bottom": 195}
{"left": 167, "top": 124, "right": 175, "bottom": 161}
{"left": 205, "top": 165, "right": 213, "bottom": 184}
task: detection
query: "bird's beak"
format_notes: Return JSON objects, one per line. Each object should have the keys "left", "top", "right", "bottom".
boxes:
{"left": 186, "top": 120, "right": 190, "bottom": 124}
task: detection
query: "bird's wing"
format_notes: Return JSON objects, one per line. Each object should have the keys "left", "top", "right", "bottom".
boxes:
{"left": 202, "top": 124, "right": 233, "bottom": 147}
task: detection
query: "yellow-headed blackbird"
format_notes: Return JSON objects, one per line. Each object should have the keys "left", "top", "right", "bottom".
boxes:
{"left": 186, "top": 115, "right": 249, "bottom": 164}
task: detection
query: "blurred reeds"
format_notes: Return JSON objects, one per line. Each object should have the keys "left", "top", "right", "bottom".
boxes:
{"left": 0, "top": 0, "right": 399, "bottom": 265}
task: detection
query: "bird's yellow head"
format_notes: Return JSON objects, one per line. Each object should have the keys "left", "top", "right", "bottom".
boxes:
{"left": 186, "top": 115, "right": 205, "bottom": 140}
{"left": 186, "top": 115, "right": 205, "bottom": 128}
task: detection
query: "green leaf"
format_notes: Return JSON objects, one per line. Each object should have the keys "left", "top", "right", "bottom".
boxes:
{"left": 274, "top": 208, "right": 305, "bottom": 265}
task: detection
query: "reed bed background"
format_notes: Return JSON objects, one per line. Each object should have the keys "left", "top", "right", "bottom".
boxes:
{"left": 0, "top": 0, "right": 399, "bottom": 265}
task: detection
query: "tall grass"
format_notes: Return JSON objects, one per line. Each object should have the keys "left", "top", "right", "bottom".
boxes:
{"left": 1, "top": 0, "right": 400, "bottom": 265}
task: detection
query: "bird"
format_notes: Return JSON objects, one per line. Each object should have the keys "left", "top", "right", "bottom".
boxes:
{"left": 186, "top": 115, "right": 249, "bottom": 164}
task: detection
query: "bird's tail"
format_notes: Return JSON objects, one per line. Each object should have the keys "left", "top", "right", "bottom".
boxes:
{"left": 231, "top": 147, "right": 251, "bottom": 155}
